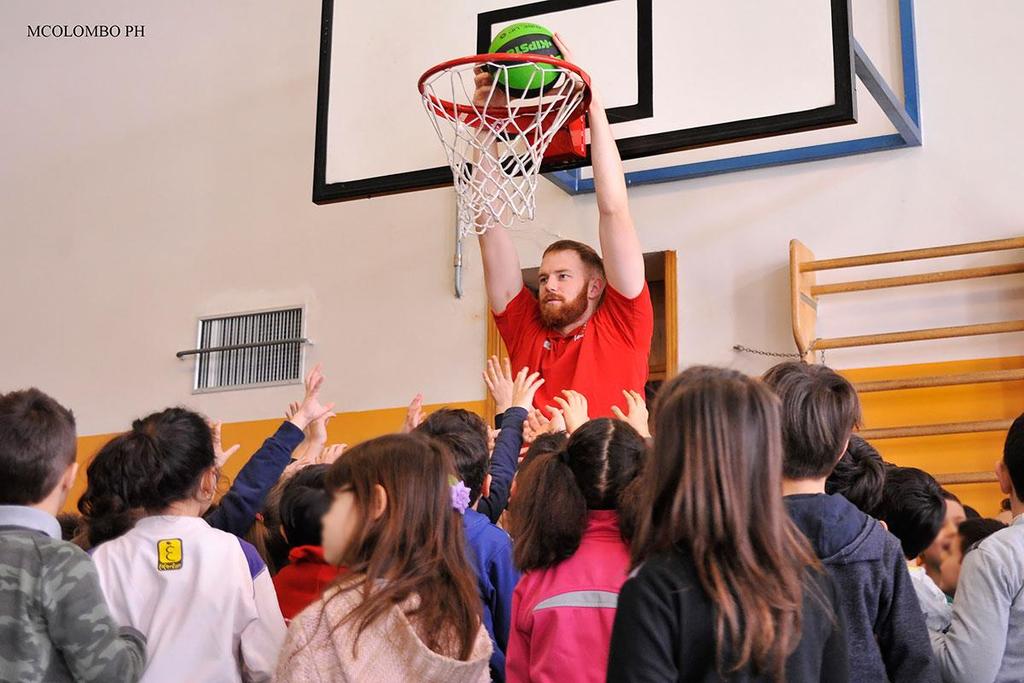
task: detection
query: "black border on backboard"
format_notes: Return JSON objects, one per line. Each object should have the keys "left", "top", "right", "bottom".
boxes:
{"left": 312, "top": 0, "right": 854, "bottom": 204}
{"left": 475, "top": 0, "right": 653, "bottom": 125}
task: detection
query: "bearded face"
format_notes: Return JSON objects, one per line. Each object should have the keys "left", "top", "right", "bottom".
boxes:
{"left": 539, "top": 282, "right": 590, "bottom": 330}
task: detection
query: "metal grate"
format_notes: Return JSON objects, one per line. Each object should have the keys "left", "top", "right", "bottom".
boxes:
{"left": 194, "top": 307, "right": 304, "bottom": 392}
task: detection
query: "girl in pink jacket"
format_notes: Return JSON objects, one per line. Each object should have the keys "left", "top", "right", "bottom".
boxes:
{"left": 506, "top": 417, "right": 647, "bottom": 683}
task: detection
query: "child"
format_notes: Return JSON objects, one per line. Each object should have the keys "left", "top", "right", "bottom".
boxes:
{"left": 272, "top": 464, "right": 344, "bottom": 621}
{"left": 608, "top": 366, "right": 849, "bottom": 681}
{"left": 935, "top": 412, "right": 1024, "bottom": 682}
{"left": 415, "top": 366, "right": 541, "bottom": 682}
{"left": 825, "top": 434, "right": 888, "bottom": 516}
{"left": 506, "top": 416, "right": 646, "bottom": 683}
{"left": 276, "top": 433, "right": 492, "bottom": 681}
{"left": 878, "top": 466, "right": 951, "bottom": 640}
{"left": 81, "top": 401, "right": 332, "bottom": 681}
{"left": 763, "top": 362, "right": 937, "bottom": 682}
{"left": 0, "top": 388, "right": 146, "bottom": 683}
{"left": 937, "top": 517, "right": 1007, "bottom": 596}
{"left": 919, "top": 489, "right": 966, "bottom": 589}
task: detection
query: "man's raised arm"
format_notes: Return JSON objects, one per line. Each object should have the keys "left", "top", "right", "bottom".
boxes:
{"left": 478, "top": 221, "right": 524, "bottom": 314}
{"left": 472, "top": 67, "right": 525, "bottom": 314}
{"left": 556, "top": 35, "right": 646, "bottom": 299}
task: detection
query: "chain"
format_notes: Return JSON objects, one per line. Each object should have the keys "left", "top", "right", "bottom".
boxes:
{"left": 732, "top": 341, "right": 827, "bottom": 366}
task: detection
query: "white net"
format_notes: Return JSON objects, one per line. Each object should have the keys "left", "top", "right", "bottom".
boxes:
{"left": 420, "top": 58, "right": 588, "bottom": 236}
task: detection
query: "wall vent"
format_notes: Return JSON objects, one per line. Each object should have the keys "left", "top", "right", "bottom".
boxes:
{"left": 190, "top": 307, "right": 305, "bottom": 392}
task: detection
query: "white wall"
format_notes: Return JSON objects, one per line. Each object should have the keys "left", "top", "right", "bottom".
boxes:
{"left": 2, "top": 1, "right": 1022, "bottom": 435}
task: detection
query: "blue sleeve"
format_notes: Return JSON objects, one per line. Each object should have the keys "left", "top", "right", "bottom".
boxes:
{"left": 204, "top": 421, "right": 305, "bottom": 536}
{"left": 476, "top": 407, "right": 527, "bottom": 524}
{"left": 489, "top": 536, "right": 520, "bottom": 657}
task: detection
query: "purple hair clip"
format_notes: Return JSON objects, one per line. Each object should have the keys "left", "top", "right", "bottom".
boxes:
{"left": 450, "top": 479, "right": 471, "bottom": 515}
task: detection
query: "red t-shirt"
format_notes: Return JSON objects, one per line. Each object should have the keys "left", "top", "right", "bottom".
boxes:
{"left": 493, "top": 283, "right": 654, "bottom": 418}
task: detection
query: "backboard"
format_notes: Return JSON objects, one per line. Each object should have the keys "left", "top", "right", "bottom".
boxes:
{"left": 313, "top": 0, "right": 855, "bottom": 203}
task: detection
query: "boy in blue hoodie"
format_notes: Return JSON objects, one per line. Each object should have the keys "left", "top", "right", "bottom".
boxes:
{"left": 416, "top": 366, "right": 542, "bottom": 682}
{"left": 763, "top": 362, "right": 938, "bottom": 682}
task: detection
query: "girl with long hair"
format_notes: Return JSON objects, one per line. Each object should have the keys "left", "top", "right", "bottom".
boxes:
{"left": 275, "top": 433, "right": 492, "bottom": 681}
{"left": 607, "top": 366, "right": 849, "bottom": 682}
{"left": 505, "top": 417, "right": 646, "bottom": 683}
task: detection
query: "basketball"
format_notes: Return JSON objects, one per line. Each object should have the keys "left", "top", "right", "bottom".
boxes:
{"left": 488, "top": 22, "right": 564, "bottom": 99}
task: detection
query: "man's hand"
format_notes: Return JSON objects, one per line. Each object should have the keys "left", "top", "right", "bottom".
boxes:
{"left": 473, "top": 66, "right": 508, "bottom": 109}
{"left": 288, "top": 364, "right": 336, "bottom": 432}
{"left": 511, "top": 367, "right": 545, "bottom": 411}
{"left": 552, "top": 390, "right": 589, "bottom": 434}
{"left": 611, "top": 389, "right": 651, "bottom": 438}
{"left": 400, "top": 393, "right": 425, "bottom": 434}
{"left": 483, "top": 356, "right": 515, "bottom": 414}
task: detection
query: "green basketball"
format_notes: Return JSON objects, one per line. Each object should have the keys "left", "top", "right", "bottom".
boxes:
{"left": 488, "top": 22, "right": 563, "bottom": 99}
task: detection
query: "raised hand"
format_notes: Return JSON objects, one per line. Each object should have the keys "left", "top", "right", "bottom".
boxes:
{"left": 320, "top": 443, "right": 347, "bottom": 465}
{"left": 308, "top": 410, "right": 335, "bottom": 445}
{"left": 473, "top": 66, "right": 508, "bottom": 109}
{"left": 483, "top": 356, "right": 515, "bottom": 414}
{"left": 210, "top": 420, "right": 240, "bottom": 468}
{"left": 552, "top": 389, "right": 589, "bottom": 434}
{"left": 288, "top": 364, "right": 336, "bottom": 432}
{"left": 400, "top": 393, "right": 425, "bottom": 434}
{"left": 611, "top": 389, "right": 650, "bottom": 438}
{"left": 283, "top": 441, "right": 348, "bottom": 479}
{"left": 522, "top": 408, "right": 551, "bottom": 445}
{"left": 511, "top": 366, "right": 545, "bottom": 411}
{"left": 552, "top": 33, "right": 576, "bottom": 64}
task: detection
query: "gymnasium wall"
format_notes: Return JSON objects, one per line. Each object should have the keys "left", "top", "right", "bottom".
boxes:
{"left": 4, "top": 1, "right": 1022, "bottom": 513}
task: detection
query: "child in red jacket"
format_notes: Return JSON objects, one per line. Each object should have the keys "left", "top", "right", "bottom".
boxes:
{"left": 273, "top": 465, "right": 344, "bottom": 621}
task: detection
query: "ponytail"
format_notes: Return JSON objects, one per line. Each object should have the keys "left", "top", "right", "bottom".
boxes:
{"left": 510, "top": 448, "right": 587, "bottom": 571}
{"left": 79, "top": 408, "right": 214, "bottom": 546}
{"left": 511, "top": 418, "right": 646, "bottom": 572}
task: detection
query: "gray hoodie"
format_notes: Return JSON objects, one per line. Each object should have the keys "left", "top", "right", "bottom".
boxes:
{"left": 786, "top": 493, "right": 939, "bottom": 682}
{"left": 935, "top": 514, "right": 1024, "bottom": 683}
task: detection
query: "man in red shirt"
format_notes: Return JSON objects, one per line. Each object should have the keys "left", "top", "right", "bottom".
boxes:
{"left": 477, "top": 37, "right": 653, "bottom": 418}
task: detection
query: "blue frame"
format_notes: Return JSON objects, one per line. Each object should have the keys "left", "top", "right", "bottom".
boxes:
{"left": 544, "top": 0, "right": 920, "bottom": 194}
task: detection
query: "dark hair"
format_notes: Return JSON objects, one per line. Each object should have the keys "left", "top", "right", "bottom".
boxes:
{"left": 243, "top": 481, "right": 289, "bottom": 575}
{"left": 0, "top": 388, "right": 77, "bottom": 505}
{"left": 521, "top": 431, "right": 568, "bottom": 469}
{"left": 1004, "top": 412, "right": 1024, "bottom": 502}
{"left": 632, "top": 366, "right": 821, "bottom": 680}
{"left": 941, "top": 488, "right": 962, "bottom": 505}
{"left": 958, "top": 517, "right": 1006, "bottom": 558}
{"left": 543, "top": 239, "right": 606, "bottom": 280}
{"left": 963, "top": 505, "right": 981, "bottom": 520}
{"left": 319, "top": 433, "right": 480, "bottom": 660}
{"left": 416, "top": 408, "right": 490, "bottom": 505}
{"left": 78, "top": 407, "right": 215, "bottom": 546}
{"left": 825, "top": 435, "right": 887, "bottom": 516}
{"left": 280, "top": 465, "right": 331, "bottom": 549}
{"left": 510, "top": 418, "right": 645, "bottom": 572}
{"left": 878, "top": 467, "right": 946, "bottom": 559}
{"left": 761, "top": 362, "right": 862, "bottom": 480}
{"left": 56, "top": 512, "right": 83, "bottom": 542}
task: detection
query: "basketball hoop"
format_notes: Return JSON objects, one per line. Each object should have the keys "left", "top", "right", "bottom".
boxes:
{"left": 419, "top": 54, "right": 591, "bottom": 236}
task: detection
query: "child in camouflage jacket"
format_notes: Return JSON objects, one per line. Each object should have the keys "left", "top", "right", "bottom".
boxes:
{"left": 0, "top": 388, "right": 146, "bottom": 682}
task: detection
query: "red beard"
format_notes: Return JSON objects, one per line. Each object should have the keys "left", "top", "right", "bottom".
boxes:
{"left": 540, "top": 285, "right": 590, "bottom": 330}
